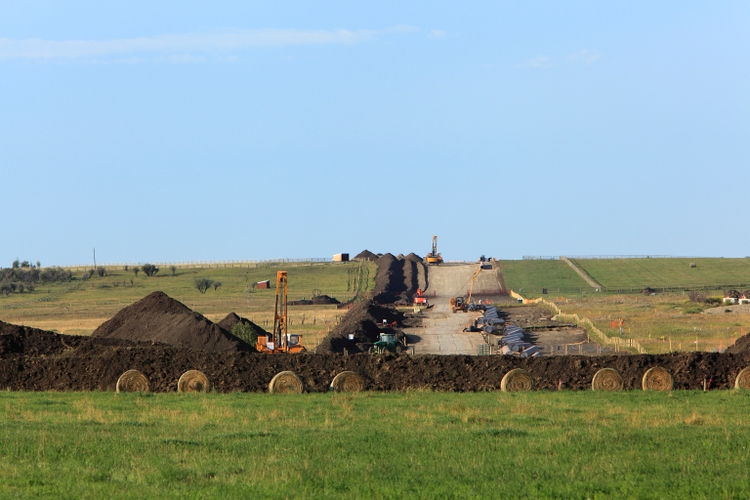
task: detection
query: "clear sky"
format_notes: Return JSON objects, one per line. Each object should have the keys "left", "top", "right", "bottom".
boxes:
{"left": 2, "top": 2, "right": 748, "bottom": 266}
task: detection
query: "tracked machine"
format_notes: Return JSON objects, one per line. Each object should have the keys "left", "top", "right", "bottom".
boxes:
{"left": 256, "top": 271, "right": 307, "bottom": 354}
{"left": 425, "top": 235, "right": 444, "bottom": 265}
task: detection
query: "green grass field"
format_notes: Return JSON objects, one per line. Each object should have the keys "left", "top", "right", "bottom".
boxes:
{"left": 574, "top": 258, "right": 750, "bottom": 291}
{"left": 499, "top": 260, "right": 590, "bottom": 295}
{"left": 2, "top": 390, "right": 750, "bottom": 499}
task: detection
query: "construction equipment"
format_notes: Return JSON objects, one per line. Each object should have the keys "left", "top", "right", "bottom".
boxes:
{"left": 256, "top": 271, "right": 307, "bottom": 354}
{"left": 370, "top": 332, "right": 404, "bottom": 354}
{"left": 413, "top": 288, "right": 429, "bottom": 307}
{"left": 450, "top": 265, "right": 482, "bottom": 313}
{"left": 425, "top": 235, "right": 443, "bottom": 265}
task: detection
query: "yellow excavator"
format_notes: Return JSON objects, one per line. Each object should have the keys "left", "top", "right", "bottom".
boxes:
{"left": 256, "top": 271, "right": 307, "bottom": 354}
{"left": 425, "top": 235, "right": 444, "bottom": 265}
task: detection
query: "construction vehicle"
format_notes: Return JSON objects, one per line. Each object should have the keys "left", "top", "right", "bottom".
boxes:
{"left": 425, "top": 235, "right": 443, "bottom": 265}
{"left": 450, "top": 265, "right": 482, "bottom": 313}
{"left": 413, "top": 288, "right": 429, "bottom": 307}
{"left": 256, "top": 271, "right": 307, "bottom": 354}
{"left": 370, "top": 333, "right": 404, "bottom": 354}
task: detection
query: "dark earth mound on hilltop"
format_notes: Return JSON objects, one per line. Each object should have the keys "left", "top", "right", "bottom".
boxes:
{"left": 91, "top": 291, "right": 252, "bottom": 352}
{"left": 353, "top": 250, "right": 379, "bottom": 261}
{"left": 373, "top": 252, "right": 427, "bottom": 304}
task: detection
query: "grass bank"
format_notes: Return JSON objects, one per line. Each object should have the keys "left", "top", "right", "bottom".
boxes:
{"left": 2, "top": 391, "right": 749, "bottom": 498}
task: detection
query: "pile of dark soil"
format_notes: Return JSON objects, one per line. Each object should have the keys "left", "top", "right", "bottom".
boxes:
{"left": 315, "top": 299, "right": 405, "bottom": 354}
{"left": 353, "top": 250, "right": 379, "bottom": 261}
{"left": 289, "top": 295, "right": 340, "bottom": 306}
{"left": 2, "top": 320, "right": 750, "bottom": 392}
{"left": 216, "top": 313, "right": 268, "bottom": 337}
{"left": 726, "top": 332, "right": 750, "bottom": 354}
{"left": 373, "top": 253, "right": 427, "bottom": 304}
{"left": 91, "top": 291, "right": 252, "bottom": 352}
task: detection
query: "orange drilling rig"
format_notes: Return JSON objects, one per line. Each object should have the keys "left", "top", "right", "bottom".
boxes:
{"left": 255, "top": 270, "right": 307, "bottom": 354}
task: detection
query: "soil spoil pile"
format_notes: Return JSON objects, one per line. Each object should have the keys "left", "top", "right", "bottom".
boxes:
{"left": 316, "top": 299, "right": 405, "bottom": 354}
{"left": 726, "top": 331, "right": 750, "bottom": 355}
{"left": 91, "top": 291, "right": 252, "bottom": 352}
{"left": 216, "top": 313, "right": 269, "bottom": 337}
{"left": 353, "top": 250, "right": 379, "bottom": 261}
{"left": 373, "top": 252, "right": 427, "bottom": 304}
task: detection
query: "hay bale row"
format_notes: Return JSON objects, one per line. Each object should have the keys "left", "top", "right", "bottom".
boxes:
{"left": 115, "top": 366, "right": 750, "bottom": 394}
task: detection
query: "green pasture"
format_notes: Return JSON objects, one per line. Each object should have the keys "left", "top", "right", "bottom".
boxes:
{"left": 574, "top": 258, "right": 750, "bottom": 291}
{"left": 499, "top": 259, "right": 590, "bottom": 295}
{"left": 2, "top": 390, "right": 750, "bottom": 499}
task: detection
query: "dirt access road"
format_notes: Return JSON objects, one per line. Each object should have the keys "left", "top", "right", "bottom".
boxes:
{"left": 404, "top": 264, "right": 505, "bottom": 355}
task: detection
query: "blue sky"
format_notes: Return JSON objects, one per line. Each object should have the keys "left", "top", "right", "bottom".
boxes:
{"left": 2, "top": 2, "right": 748, "bottom": 266}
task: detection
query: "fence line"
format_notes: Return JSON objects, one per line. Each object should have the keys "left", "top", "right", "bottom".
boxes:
{"left": 60, "top": 258, "right": 332, "bottom": 271}
{"left": 510, "top": 290, "right": 647, "bottom": 354}
{"left": 522, "top": 255, "right": 710, "bottom": 260}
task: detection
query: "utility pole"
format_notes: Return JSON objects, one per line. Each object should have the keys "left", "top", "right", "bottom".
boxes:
{"left": 93, "top": 248, "right": 96, "bottom": 269}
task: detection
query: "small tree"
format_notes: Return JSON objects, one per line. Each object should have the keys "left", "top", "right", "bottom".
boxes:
{"left": 142, "top": 264, "right": 159, "bottom": 277}
{"left": 170, "top": 265, "right": 177, "bottom": 276}
{"left": 195, "top": 277, "right": 211, "bottom": 294}
{"left": 36, "top": 261, "right": 40, "bottom": 269}
{"left": 96, "top": 267, "right": 107, "bottom": 277}
{"left": 132, "top": 266, "right": 140, "bottom": 277}
{"left": 212, "top": 281, "right": 222, "bottom": 291}
{"left": 11, "top": 260, "right": 19, "bottom": 269}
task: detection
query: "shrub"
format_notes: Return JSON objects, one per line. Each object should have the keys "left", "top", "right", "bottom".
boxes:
{"left": 212, "top": 281, "right": 222, "bottom": 291}
{"left": 141, "top": 264, "right": 159, "bottom": 277}
{"left": 0, "top": 282, "right": 12, "bottom": 296}
{"left": 132, "top": 267, "right": 140, "bottom": 277}
{"left": 81, "top": 270, "right": 94, "bottom": 281}
{"left": 96, "top": 267, "right": 107, "bottom": 277}
{"left": 170, "top": 265, "right": 177, "bottom": 276}
{"left": 39, "top": 267, "right": 72, "bottom": 283}
{"left": 195, "top": 278, "right": 211, "bottom": 294}
{"left": 231, "top": 322, "right": 259, "bottom": 347}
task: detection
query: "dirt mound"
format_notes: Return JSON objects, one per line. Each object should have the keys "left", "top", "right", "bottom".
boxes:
{"left": 216, "top": 313, "right": 268, "bottom": 337}
{"left": 726, "top": 331, "right": 750, "bottom": 354}
{"left": 91, "top": 291, "right": 252, "bottom": 352}
{"left": 353, "top": 250, "right": 379, "bottom": 261}
{"left": 311, "top": 295, "right": 340, "bottom": 305}
{"left": 316, "top": 299, "right": 405, "bottom": 354}
{"left": 373, "top": 252, "right": 427, "bottom": 304}
{"left": 404, "top": 252, "right": 423, "bottom": 263}
{"left": 2, "top": 324, "right": 750, "bottom": 392}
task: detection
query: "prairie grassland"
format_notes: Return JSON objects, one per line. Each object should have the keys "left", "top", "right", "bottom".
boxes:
{"left": 574, "top": 257, "right": 750, "bottom": 290}
{"left": 552, "top": 294, "right": 750, "bottom": 353}
{"left": 2, "top": 390, "right": 750, "bottom": 498}
{"left": 0, "top": 262, "right": 375, "bottom": 348}
{"left": 499, "top": 259, "right": 591, "bottom": 294}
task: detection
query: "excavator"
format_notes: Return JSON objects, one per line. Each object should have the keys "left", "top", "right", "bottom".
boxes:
{"left": 450, "top": 265, "right": 482, "bottom": 313}
{"left": 425, "top": 235, "right": 443, "bottom": 265}
{"left": 256, "top": 270, "right": 307, "bottom": 354}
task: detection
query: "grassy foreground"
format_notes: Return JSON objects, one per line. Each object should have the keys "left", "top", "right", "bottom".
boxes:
{"left": 2, "top": 391, "right": 750, "bottom": 499}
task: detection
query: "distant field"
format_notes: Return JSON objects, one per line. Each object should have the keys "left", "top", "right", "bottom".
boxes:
{"left": 2, "top": 390, "right": 749, "bottom": 499}
{"left": 498, "top": 259, "right": 590, "bottom": 294}
{"left": 574, "top": 257, "right": 750, "bottom": 291}
{"left": 0, "top": 261, "right": 376, "bottom": 348}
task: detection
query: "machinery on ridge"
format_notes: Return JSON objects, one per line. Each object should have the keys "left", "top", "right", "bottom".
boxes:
{"left": 256, "top": 271, "right": 307, "bottom": 354}
{"left": 425, "top": 235, "right": 443, "bottom": 265}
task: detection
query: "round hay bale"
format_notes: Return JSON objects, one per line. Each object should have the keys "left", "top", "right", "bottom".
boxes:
{"left": 177, "top": 370, "right": 210, "bottom": 393}
{"left": 591, "top": 368, "right": 624, "bottom": 391}
{"left": 734, "top": 367, "right": 750, "bottom": 390}
{"left": 500, "top": 368, "right": 533, "bottom": 392}
{"left": 641, "top": 366, "right": 673, "bottom": 391}
{"left": 116, "top": 369, "right": 149, "bottom": 393}
{"left": 269, "top": 371, "right": 303, "bottom": 394}
{"left": 330, "top": 371, "right": 365, "bottom": 393}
